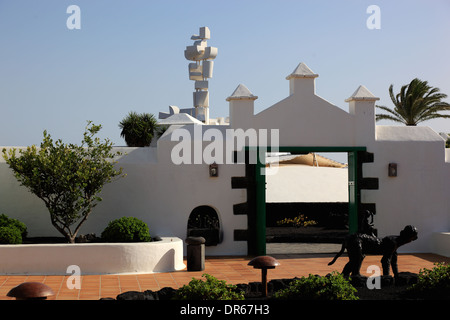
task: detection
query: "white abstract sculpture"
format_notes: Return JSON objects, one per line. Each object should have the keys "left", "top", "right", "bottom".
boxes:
{"left": 185, "top": 27, "right": 218, "bottom": 123}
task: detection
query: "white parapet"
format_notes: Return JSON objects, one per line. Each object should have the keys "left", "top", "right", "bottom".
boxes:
{"left": 0, "top": 237, "right": 185, "bottom": 275}
{"left": 432, "top": 232, "right": 450, "bottom": 257}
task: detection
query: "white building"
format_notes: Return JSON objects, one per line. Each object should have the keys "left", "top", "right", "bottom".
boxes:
{"left": 1, "top": 32, "right": 449, "bottom": 257}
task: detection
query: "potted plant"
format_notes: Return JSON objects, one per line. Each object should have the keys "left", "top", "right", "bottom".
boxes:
{"left": 119, "top": 111, "right": 159, "bottom": 147}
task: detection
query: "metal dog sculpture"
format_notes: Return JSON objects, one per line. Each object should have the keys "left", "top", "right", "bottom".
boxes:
{"left": 328, "top": 225, "right": 418, "bottom": 277}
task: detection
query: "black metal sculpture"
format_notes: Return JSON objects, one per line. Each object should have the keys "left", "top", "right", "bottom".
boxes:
{"left": 328, "top": 225, "right": 418, "bottom": 277}
{"left": 358, "top": 210, "right": 377, "bottom": 237}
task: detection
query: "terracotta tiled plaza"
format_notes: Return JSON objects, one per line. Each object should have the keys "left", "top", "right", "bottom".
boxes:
{"left": 0, "top": 252, "right": 449, "bottom": 300}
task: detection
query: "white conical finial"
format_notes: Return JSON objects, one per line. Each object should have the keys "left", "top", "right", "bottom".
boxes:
{"left": 345, "top": 85, "right": 379, "bottom": 102}
{"left": 286, "top": 62, "right": 318, "bottom": 95}
{"left": 286, "top": 62, "right": 318, "bottom": 79}
{"left": 226, "top": 84, "right": 258, "bottom": 101}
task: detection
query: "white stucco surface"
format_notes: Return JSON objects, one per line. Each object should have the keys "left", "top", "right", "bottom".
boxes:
{"left": 0, "top": 237, "right": 185, "bottom": 275}
{"left": 1, "top": 61, "right": 449, "bottom": 257}
{"left": 432, "top": 233, "right": 450, "bottom": 257}
{"left": 266, "top": 165, "right": 348, "bottom": 203}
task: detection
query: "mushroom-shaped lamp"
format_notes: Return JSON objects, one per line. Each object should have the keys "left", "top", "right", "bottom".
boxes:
{"left": 248, "top": 256, "right": 280, "bottom": 297}
{"left": 7, "top": 282, "right": 55, "bottom": 300}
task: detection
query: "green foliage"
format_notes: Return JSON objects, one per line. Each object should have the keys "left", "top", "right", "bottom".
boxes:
{"left": 276, "top": 214, "right": 317, "bottom": 228}
{"left": 0, "top": 226, "right": 22, "bottom": 244}
{"left": 101, "top": 217, "right": 151, "bottom": 242}
{"left": 446, "top": 136, "right": 450, "bottom": 148}
{"left": 376, "top": 78, "right": 450, "bottom": 126}
{"left": 119, "top": 112, "right": 159, "bottom": 147}
{"left": 407, "top": 263, "right": 450, "bottom": 299}
{"left": 0, "top": 214, "right": 27, "bottom": 239}
{"left": 174, "top": 274, "right": 245, "bottom": 300}
{"left": 2, "top": 121, "right": 124, "bottom": 243}
{"left": 274, "top": 272, "right": 358, "bottom": 300}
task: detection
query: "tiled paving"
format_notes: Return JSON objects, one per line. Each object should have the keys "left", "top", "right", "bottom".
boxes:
{"left": 1, "top": 252, "right": 449, "bottom": 300}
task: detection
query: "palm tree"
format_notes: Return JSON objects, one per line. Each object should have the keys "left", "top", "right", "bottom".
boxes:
{"left": 119, "top": 112, "right": 158, "bottom": 147}
{"left": 376, "top": 78, "right": 450, "bottom": 126}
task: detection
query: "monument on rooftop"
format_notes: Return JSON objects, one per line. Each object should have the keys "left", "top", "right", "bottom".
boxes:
{"left": 184, "top": 27, "right": 218, "bottom": 124}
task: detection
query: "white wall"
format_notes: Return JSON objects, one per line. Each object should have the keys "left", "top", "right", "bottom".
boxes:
{"left": 226, "top": 63, "right": 450, "bottom": 254}
{"left": 252, "top": 94, "right": 355, "bottom": 147}
{"left": 0, "top": 138, "right": 248, "bottom": 255}
{"left": 361, "top": 126, "right": 450, "bottom": 253}
{"left": 1, "top": 62, "right": 449, "bottom": 257}
{"left": 266, "top": 165, "right": 348, "bottom": 203}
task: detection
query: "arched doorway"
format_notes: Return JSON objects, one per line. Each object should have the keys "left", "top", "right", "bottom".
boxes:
{"left": 187, "top": 206, "right": 222, "bottom": 246}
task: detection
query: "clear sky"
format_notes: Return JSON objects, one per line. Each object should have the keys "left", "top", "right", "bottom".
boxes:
{"left": 1, "top": 0, "right": 449, "bottom": 147}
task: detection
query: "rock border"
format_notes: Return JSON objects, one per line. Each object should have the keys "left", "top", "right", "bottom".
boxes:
{"left": 108, "top": 272, "right": 420, "bottom": 300}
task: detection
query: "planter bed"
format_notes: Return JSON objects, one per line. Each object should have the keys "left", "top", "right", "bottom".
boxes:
{"left": 0, "top": 237, "right": 185, "bottom": 275}
{"left": 110, "top": 272, "right": 425, "bottom": 301}
{"left": 266, "top": 227, "right": 348, "bottom": 243}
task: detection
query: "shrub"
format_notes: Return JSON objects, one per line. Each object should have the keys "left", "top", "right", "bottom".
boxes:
{"left": 274, "top": 272, "right": 358, "bottom": 300}
{"left": 0, "top": 226, "right": 23, "bottom": 244}
{"left": 119, "top": 112, "right": 159, "bottom": 147}
{"left": 407, "top": 262, "right": 450, "bottom": 299}
{"left": 101, "top": 217, "right": 151, "bottom": 242}
{"left": 276, "top": 214, "right": 317, "bottom": 228}
{"left": 173, "top": 274, "right": 245, "bottom": 300}
{"left": 0, "top": 214, "right": 28, "bottom": 239}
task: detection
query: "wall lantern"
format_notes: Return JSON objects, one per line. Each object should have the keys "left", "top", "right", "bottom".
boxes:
{"left": 388, "top": 163, "right": 397, "bottom": 177}
{"left": 209, "top": 162, "right": 218, "bottom": 177}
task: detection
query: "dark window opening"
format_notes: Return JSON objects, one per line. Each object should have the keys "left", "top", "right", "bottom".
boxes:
{"left": 187, "top": 206, "right": 221, "bottom": 246}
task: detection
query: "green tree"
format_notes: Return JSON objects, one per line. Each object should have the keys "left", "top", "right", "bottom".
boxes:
{"left": 2, "top": 122, "right": 125, "bottom": 243}
{"left": 119, "top": 112, "right": 159, "bottom": 147}
{"left": 376, "top": 78, "right": 450, "bottom": 126}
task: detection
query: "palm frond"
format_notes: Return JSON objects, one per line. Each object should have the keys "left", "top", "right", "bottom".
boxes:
{"left": 376, "top": 78, "right": 450, "bottom": 126}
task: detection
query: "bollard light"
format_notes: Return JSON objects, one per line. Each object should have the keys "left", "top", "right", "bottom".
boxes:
{"left": 186, "top": 236, "right": 206, "bottom": 271}
{"left": 7, "top": 282, "right": 55, "bottom": 300}
{"left": 248, "top": 256, "right": 280, "bottom": 297}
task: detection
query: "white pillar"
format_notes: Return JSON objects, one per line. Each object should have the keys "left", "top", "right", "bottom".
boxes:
{"left": 346, "top": 85, "right": 380, "bottom": 145}
{"left": 286, "top": 62, "right": 319, "bottom": 96}
{"left": 226, "top": 84, "right": 258, "bottom": 129}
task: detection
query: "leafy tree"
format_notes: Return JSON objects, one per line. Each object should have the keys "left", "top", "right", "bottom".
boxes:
{"left": 2, "top": 122, "right": 125, "bottom": 243}
{"left": 376, "top": 78, "right": 450, "bottom": 126}
{"left": 446, "top": 136, "right": 450, "bottom": 148}
{"left": 119, "top": 112, "right": 159, "bottom": 147}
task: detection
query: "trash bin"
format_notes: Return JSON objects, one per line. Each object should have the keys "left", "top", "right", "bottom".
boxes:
{"left": 186, "top": 236, "right": 206, "bottom": 271}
